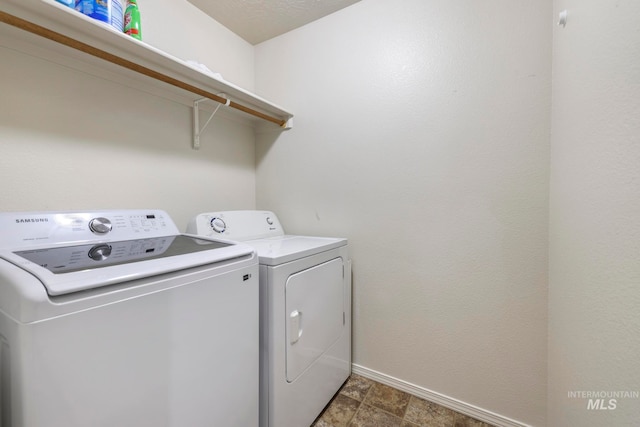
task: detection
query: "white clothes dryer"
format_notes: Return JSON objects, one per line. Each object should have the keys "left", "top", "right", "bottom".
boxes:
{"left": 0, "top": 210, "right": 259, "bottom": 427}
{"left": 188, "top": 210, "right": 351, "bottom": 427}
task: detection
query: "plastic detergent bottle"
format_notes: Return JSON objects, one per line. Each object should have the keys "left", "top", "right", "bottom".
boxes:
{"left": 110, "top": 0, "right": 124, "bottom": 32}
{"left": 55, "top": 0, "right": 75, "bottom": 8}
{"left": 124, "top": 0, "right": 142, "bottom": 40}
{"left": 77, "top": 0, "right": 109, "bottom": 24}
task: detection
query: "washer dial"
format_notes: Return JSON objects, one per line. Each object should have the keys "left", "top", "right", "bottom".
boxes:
{"left": 89, "top": 217, "right": 112, "bottom": 234}
{"left": 88, "top": 244, "right": 112, "bottom": 261}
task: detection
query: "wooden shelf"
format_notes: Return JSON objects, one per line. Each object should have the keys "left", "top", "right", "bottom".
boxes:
{"left": 0, "top": 0, "right": 294, "bottom": 140}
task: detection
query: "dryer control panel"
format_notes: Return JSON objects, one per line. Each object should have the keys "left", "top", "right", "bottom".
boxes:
{"left": 187, "top": 210, "right": 284, "bottom": 241}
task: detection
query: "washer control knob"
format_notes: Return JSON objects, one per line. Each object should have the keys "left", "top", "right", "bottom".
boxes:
{"left": 88, "top": 244, "right": 112, "bottom": 261}
{"left": 266, "top": 217, "right": 274, "bottom": 225}
{"left": 89, "top": 217, "right": 112, "bottom": 234}
{"left": 210, "top": 217, "right": 226, "bottom": 233}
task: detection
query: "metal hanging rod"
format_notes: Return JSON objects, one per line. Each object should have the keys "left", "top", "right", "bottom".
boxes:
{"left": 0, "top": 10, "right": 289, "bottom": 128}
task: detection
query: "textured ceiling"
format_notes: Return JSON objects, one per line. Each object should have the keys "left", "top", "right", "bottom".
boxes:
{"left": 186, "top": 0, "right": 362, "bottom": 45}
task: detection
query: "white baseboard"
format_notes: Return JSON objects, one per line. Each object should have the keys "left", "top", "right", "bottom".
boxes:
{"left": 351, "top": 364, "right": 531, "bottom": 427}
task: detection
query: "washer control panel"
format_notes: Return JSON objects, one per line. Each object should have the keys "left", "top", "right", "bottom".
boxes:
{"left": 187, "top": 210, "right": 284, "bottom": 241}
{"left": 14, "top": 235, "right": 176, "bottom": 274}
{"left": 0, "top": 210, "right": 180, "bottom": 249}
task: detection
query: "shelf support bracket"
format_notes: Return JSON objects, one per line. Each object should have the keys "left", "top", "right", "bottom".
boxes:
{"left": 193, "top": 95, "right": 230, "bottom": 150}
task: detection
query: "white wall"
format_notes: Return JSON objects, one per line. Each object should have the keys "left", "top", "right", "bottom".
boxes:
{"left": 139, "top": 0, "right": 254, "bottom": 90}
{"left": 548, "top": 1, "right": 640, "bottom": 426}
{"left": 255, "top": 1, "right": 551, "bottom": 425}
{"left": 0, "top": 0, "right": 256, "bottom": 229}
{"left": 6, "top": 1, "right": 636, "bottom": 425}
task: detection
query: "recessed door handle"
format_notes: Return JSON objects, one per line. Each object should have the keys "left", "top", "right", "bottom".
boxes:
{"left": 290, "top": 310, "right": 303, "bottom": 344}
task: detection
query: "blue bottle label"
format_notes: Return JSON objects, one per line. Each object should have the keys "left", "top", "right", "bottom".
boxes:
{"left": 79, "top": 0, "right": 109, "bottom": 23}
{"left": 55, "top": 0, "right": 75, "bottom": 8}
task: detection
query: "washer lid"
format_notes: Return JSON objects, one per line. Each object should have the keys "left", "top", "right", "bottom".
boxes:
{"left": 245, "top": 235, "right": 346, "bottom": 266}
{"left": 0, "top": 235, "right": 254, "bottom": 296}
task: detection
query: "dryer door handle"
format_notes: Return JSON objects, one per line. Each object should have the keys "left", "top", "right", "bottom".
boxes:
{"left": 289, "top": 310, "right": 303, "bottom": 344}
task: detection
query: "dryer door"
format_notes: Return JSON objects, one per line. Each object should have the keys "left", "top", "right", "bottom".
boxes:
{"left": 285, "top": 257, "right": 344, "bottom": 383}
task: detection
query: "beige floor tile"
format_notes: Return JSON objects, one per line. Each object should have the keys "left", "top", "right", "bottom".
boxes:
{"left": 404, "top": 396, "right": 455, "bottom": 427}
{"left": 314, "top": 393, "right": 359, "bottom": 427}
{"left": 350, "top": 403, "right": 403, "bottom": 427}
{"left": 339, "top": 374, "right": 374, "bottom": 402}
{"left": 312, "top": 419, "right": 334, "bottom": 427}
{"left": 363, "top": 382, "right": 411, "bottom": 417}
{"left": 312, "top": 375, "right": 497, "bottom": 427}
{"left": 453, "top": 412, "right": 491, "bottom": 427}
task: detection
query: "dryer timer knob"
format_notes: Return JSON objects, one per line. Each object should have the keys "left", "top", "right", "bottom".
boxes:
{"left": 210, "top": 217, "right": 226, "bottom": 233}
{"left": 89, "top": 217, "right": 112, "bottom": 234}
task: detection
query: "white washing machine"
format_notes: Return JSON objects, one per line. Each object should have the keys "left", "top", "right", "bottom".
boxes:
{"left": 188, "top": 210, "right": 351, "bottom": 427}
{"left": 0, "top": 209, "right": 259, "bottom": 427}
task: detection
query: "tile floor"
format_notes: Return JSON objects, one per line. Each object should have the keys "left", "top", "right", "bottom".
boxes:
{"left": 312, "top": 374, "right": 495, "bottom": 427}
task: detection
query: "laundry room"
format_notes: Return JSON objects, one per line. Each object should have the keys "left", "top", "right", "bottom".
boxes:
{"left": 0, "top": 1, "right": 638, "bottom": 426}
